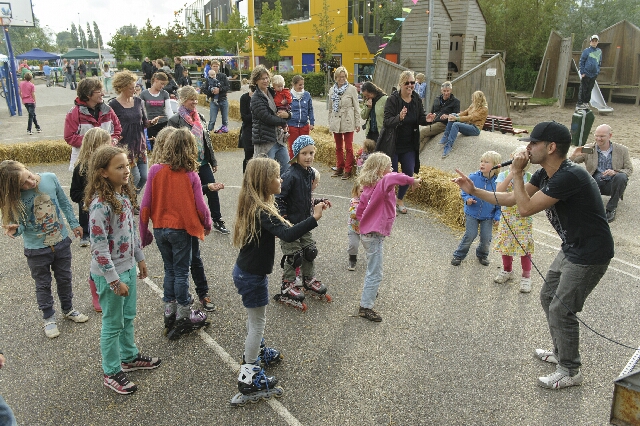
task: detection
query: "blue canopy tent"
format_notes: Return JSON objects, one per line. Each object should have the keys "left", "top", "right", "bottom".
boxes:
{"left": 15, "top": 48, "right": 60, "bottom": 60}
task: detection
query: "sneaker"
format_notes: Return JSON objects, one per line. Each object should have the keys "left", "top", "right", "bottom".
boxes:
{"left": 451, "top": 257, "right": 462, "bottom": 266}
{"left": 199, "top": 296, "right": 217, "bottom": 312}
{"left": 442, "top": 144, "right": 453, "bottom": 158}
{"left": 538, "top": 367, "right": 583, "bottom": 389}
{"left": 36, "top": 128, "right": 42, "bottom": 133}
{"left": 341, "top": 170, "right": 353, "bottom": 180}
{"left": 331, "top": 169, "right": 343, "bottom": 177}
{"left": 534, "top": 348, "right": 558, "bottom": 364}
{"left": 63, "top": 309, "right": 89, "bottom": 323}
{"left": 43, "top": 318, "right": 60, "bottom": 338}
{"left": 213, "top": 220, "right": 230, "bottom": 234}
{"left": 606, "top": 209, "right": 616, "bottom": 223}
{"left": 494, "top": 270, "right": 514, "bottom": 283}
{"left": 27, "top": 130, "right": 33, "bottom": 135}
{"left": 79, "top": 235, "right": 90, "bottom": 247}
{"left": 359, "top": 307, "right": 382, "bottom": 322}
{"left": 347, "top": 259, "right": 357, "bottom": 271}
{"left": 103, "top": 371, "right": 138, "bottom": 395}
{"left": 520, "top": 277, "right": 532, "bottom": 293}
{"left": 215, "top": 125, "right": 228, "bottom": 133}
{"left": 121, "top": 354, "right": 162, "bottom": 372}
{"left": 478, "top": 257, "right": 490, "bottom": 266}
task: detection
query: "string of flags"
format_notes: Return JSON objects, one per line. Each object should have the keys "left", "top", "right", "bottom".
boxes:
{"left": 376, "top": 7, "right": 413, "bottom": 56}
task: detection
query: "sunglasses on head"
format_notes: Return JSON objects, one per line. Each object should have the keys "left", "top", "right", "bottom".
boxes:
{"left": 404, "top": 81, "right": 416, "bottom": 86}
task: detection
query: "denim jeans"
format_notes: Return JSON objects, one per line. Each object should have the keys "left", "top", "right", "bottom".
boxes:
{"left": 191, "top": 236, "right": 209, "bottom": 299}
{"left": 198, "top": 164, "right": 221, "bottom": 221}
{"left": 453, "top": 214, "right": 493, "bottom": 260}
{"left": 392, "top": 151, "right": 416, "bottom": 200}
{"left": 154, "top": 228, "right": 193, "bottom": 306}
{"left": 233, "top": 264, "right": 269, "bottom": 309}
{"left": 93, "top": 267, "right": 139, "bottom": 376}
{"left": 0, "top": 395, "right": 16, "bottom": 426}
{"left": 130, "top": 158, "right": 148, "bottom": 194}
{"left": 24, "top": 103, "right": 40, "bottom": 132}
{"left": 540, "top": 251, "right": 609, "bottom": 374}
{"left": 78, "top": 202, "right": 89, "bottom": 236}
{"left": 360, "top": 233, "right": 385, "bottom": 309}
{"left": 208, "top": 98, "right": 229, "bottom": 131}
{"left": 347, "top": 229, "right": 360, "bottom": 256}
{"left": 267, "top": 142, "right": 290, "bottom": 176}
{"left": 441, "top": 121, "right": 480, "bottom": 148}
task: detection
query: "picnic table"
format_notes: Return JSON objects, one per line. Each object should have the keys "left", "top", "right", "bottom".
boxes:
{"left": 510, "top": 95, "right": 531, "bottom": 111}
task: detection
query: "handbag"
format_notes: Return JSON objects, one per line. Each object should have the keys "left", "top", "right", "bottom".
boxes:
{"left": 375, "top": 125, "right": 397, "bottom": 157}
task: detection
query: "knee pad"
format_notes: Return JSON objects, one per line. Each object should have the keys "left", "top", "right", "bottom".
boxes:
{"left": 303, "top": 244, "right": 318, "bottom": 262}
{"left": 280, "top": 251, "right": 303, "bottom": 269}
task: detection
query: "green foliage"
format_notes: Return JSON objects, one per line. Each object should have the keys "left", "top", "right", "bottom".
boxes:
{"left": 185, "top": 11, "right": 219, "bottom": 56}
{"left": 313, "top": 0, "right": 344, "bottom": 58}
{"left": 108, "top": 32, "right": 134, "bottom": 63}
{"left": 3, "top": 17, "right": 56, "bottom": 54}
{"left": 376, "top": 0, "right": 404, "bottom": 37}
{"left": 86, "top": 23, "right": 96, "bottom": 48}
{"left": 56, "top": 31, "right": 74, "bottom": 49}
{"left": 93, "top": 22, "right": 104, "bottom": 48}
{"left": 217, "top": 8, "right": 250, "bottom": 53}
{"left": 70, "top": 23, "right": 80, "bottom": 48}
{"left": 504, "top": 64, "right": 538, "bottom": 92}
{"left": 255, "top": 0, "right": 291, "bottom": 65}
{"left": 137, "top": 20, "right": 165, "bottom": 60}
{"left": 118, "top": 61, "right": 143, "bottom": 72}
{"left": 78, "top": 26, "right": 87, "bottom": 48}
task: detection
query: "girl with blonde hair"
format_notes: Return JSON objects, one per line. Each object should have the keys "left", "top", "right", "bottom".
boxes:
{"left": 440, "top": 90, "right": 489, "bottom": 158}
{"left": 231, "top": 157, "right": 325, "bottom": 404}
{"left": 355, "top": 153, "right": 421, "bottom": 322}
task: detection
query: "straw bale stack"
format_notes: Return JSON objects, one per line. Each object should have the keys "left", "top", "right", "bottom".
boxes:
{"left": 0, "top": 140, "right": 71, "bottom": 165}
{"left": 196, "top": 97, "right": 240, "bottom": 122}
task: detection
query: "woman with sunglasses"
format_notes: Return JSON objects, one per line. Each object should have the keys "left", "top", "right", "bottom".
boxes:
{"left": 377, "top": 70, "right": 428, "bottom": 214}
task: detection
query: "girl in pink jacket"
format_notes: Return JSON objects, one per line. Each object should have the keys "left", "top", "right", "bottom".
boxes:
{"left": 355, "top": 152, "right": 421, "bottom": 322}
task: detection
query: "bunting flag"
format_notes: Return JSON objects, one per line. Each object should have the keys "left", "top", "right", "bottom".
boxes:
{"left": 394, "top": 18, "right": 405, "bottom": 21}
{"left": 375, "top": 7, "right": 414, "bottom": 57}
{"left": 412, "top": 0, "right": 418, "bottom": 4}
{"left": 379, "top": 43, "right": 388, "bottom": 48}
{"left": 402, "top": 8, "right": 412, "bottom": 13}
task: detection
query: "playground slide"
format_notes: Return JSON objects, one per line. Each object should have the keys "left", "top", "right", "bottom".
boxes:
{"left": 572, "top": 59, "right": 614, "bottom": 114}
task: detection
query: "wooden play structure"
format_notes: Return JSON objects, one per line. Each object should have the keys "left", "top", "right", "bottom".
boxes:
{"left": 534, "top": 20, "right": 640, "bottom": 108}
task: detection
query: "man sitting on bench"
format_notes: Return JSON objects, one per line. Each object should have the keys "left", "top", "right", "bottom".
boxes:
{"left": 570, "top": 124, "right": 633, "bottom": 222}
{"left": 420, "top": 81, "right": 460, "bottom": 150}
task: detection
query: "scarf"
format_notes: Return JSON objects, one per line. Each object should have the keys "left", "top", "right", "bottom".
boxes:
{"left": 331, "top": 82, "right": 348, "bottom": 113}
{"left": 291, "top": 88, "right": 304, "bottom": 101}
{"left": 178, "top": 105, "right": 205, "bottom": 163}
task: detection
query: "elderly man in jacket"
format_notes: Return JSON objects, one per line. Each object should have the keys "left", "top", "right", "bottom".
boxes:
{"left": 419, "top": 81, "right": 460, "bottom": 151}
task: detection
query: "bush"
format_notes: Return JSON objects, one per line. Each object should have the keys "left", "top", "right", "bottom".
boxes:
{"left": 505, "top": 64, "right": 538, "bottom": 92}
{"left": 117, "top": 61, "right": 143, "bottom": 72}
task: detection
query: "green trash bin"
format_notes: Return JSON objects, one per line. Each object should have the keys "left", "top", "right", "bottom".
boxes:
{"left": 570, "top": 109, "right": 595, "bottom": 146}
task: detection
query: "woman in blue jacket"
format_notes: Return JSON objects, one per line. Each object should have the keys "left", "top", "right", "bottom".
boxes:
{"left": 286, "top": 75, "right": 315, "bottom": 158}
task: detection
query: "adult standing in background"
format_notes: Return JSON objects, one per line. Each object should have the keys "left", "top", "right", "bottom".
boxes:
{"left": 359, "top": 81, "right": 387, "bottom": 142}
{"left": 70, "top": 60, "right": 77, "bottom": 89}
{"left": 377, "top": 70, "right": 428, "bottom": 213}
{"left": 328, "top": 66, "right": 361, "bottom": 180}
{"left": 453, "top": 121, "right": 613, "bottom": 390}
{"left": 569, "top": 124, "right": 633, "bottom": 222}
{"left": 78, "top": 60, "right": 87, "bottom": 80}
{"left": 286, "top": 75, "right": 315, "bottom": 159}
{"left": 577, "top": 35, "right": 601, "bottom": 109}
{"left": 420, "top": 81, "right": 460, "bottom": 150}
{"left": 239, "top": 85, "right": 255, "bottom": 173}
{"left": 43, "top": 61, "right": 51, "bottom": 87}
{"left": 63, "top": 78, "right": 121, "bottom": 171}
{"left": 139, "top": 72, "right": 173, "bottom": 140}
{"left": 202, "top": 60, "right": 230, "bottom": 133}
{"left": 142, "top": 57, "right": 154, "bottom": 89}
{"left": 173, "top": 57, "right": 184, "bottom": 82}
{"left": 250, "top": 65, "right": 291, "bottom": 175}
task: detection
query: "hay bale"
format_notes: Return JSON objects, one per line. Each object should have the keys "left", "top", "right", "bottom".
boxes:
{"left": 209, "top": 129, "right": 240, "bottom": 152}
{"left": 309, "top": 126, "right": 362, "bottom": 167}
{"left": 0, "top": 140, "right": 71, "bottom": 165}
{"left": 228, "top": 100, "right": 240, "bottom": 121}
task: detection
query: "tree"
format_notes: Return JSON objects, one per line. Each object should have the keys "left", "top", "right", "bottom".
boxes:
{"left": 163, "top": 16, "right": 187, "bottom": 58}
{"left": 78, "top": 26, "right": 87, "bottom": 48}
{"left": 185, "top": 11, "right": 219, "bottom": 56}
{"left": 56, "top": 31, "right": 74, "bottom": 49}
{"left": 136, "top": 20, "right": 165, "bottom": 60}
{"left": 217, "top": 7, "right": 250, "bottom": 54}
{"left": 108, "top": 32, "right": 133, "bottom": 62}
{"left": 376, "top": 0, "right": 403, "bottom": 38}
{"left": 3, "top": 17, "right": 56, "bottom": 55}
{"left": 93, "top": 22, "right": 104, "bottom": 48}
{"left": 313, "top": 0, "right": 343, "bottom": 72}
{"left": 255, "top": 0, "right": 291, "bottom": 66}
{"left": 86, "top": 23, "right": 95, "bottom": 48}
{"left": 70, "top": 23, "right": 80, "bottom": 48}
{"left": 117, "top": 24, "right": 139, "bottom": 37}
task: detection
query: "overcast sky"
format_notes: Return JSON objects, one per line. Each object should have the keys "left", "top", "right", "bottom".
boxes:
{"left": 32, "top": 0, "right": 248, "bottom": 45}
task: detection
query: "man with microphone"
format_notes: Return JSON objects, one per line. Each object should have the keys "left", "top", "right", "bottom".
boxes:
{"left": 452, "top": 121, "right": 613, "bottom": 390}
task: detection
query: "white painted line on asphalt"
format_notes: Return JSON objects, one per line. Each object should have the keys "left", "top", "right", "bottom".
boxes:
{"left": 141, "top": 274, "right": 303, "bottom": 426}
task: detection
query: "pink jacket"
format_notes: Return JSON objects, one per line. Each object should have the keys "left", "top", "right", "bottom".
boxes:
{"left": 356, "top": 172, "right": 415, "bottom": 236}
{"left": 64, "top": 98, "right": 122, "bottom": 148}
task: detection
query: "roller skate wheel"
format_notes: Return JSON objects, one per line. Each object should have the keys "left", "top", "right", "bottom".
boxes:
{"left": 324, "top": 294, "right": 333, "bottom": 302}
{"left": 300, "top": 302, "right": 308, "bottom": 312}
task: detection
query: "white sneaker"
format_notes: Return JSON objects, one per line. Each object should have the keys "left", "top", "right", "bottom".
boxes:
{"left": 534, "top": 348, "right": 558, "bottom": 364}
{"left": 538, "top": 367, "right": 583, "bottom": 389}
{"left": 63, "top": 309, "right": 89, "bottom": 323}
{"left": 44, "top": 318, "right": 60, "bottom": 338}
{"left": 494, "top": 270, "right": 514, "bottom": 283}
{"left": 520, "top": 277, "right": 532, "bottom": 293}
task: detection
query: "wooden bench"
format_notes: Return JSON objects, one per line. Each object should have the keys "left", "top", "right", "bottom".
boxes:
{"left": 510, "top": 96, "right": 531, "bottom": 111}
{"left": 483, "top": 115, "right": 529, "bottom": 135}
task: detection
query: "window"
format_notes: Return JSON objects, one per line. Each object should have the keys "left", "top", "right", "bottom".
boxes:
{"left": 254, "top": 0, "right": 310, "bottom": 24}
{"left": 348, "top": 0, "right": 354, "bottom": 34}
{"left": 473, "top": 36, "right": 477, "bottom": 52}
{"left": 436, "top": 33, "right": 441, "bottom": 51}
{"left": 368, "top": 1, "right": 375, "bottom": 35}
{"left": 358, "top": 0, "right": 365, "bottom": 35}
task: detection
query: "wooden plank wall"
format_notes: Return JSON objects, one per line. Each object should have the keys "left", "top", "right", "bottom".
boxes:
{"left": 372, "top": 57, "right": 410, "bottom": 96}
{"left": 446, "top": 0, "right": 486, "bottom": 73}
{"left": 533, "top": 31, "right": 564, "bottom": 99}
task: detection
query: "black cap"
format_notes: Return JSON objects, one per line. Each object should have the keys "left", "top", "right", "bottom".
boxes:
{"left": 518, "top": 121, "right": 571, "bottom": 145}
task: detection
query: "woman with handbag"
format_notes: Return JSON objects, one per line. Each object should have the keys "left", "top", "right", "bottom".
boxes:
{"left": 328, "top": 66, "right": 361, "bottom": 180}
{"left": 377, "top": 70, "right": 428, "bottom": 214}
{"left": 360, "top": 82, "right": 387, "bottom": 143}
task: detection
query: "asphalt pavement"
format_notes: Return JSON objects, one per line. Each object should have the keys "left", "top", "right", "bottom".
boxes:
{"left": 0, "top": 82, "right": 639, "bottom": 425}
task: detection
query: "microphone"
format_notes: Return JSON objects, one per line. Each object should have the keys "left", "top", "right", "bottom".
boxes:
{"left": 490, "top": 160, "right": 513, "bottom": 170}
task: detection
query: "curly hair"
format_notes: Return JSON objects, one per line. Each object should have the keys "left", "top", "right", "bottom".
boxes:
{"left": 77, "top": 77, "right": 103, "bottom": 102}
{"left": 75, "top": 127, "right": 112, "bottom": 176}
{"left": 150, "top": 126, "right": 178, "bottom": 165}
{"left": 162, "top": 128, "right": 199, "bottom": 172}
{"left": 84, "top": 146, "right": 137, "bottom": 214}
{"left": 0, "top": 160, "right": 29, "bottom": 225}
{"left": 357, "top": 152, "right": 392, "bottom": 188}
{"left": 232, "top": 157, "right": 289, "bottom": 248}
{"left": 250, "top": 65, "right": 270, "bottom": 86}
{"left": 112, "top": 69, "right": 137, "bottom": 95}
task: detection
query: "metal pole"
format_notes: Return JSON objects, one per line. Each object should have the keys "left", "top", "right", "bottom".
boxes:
{"left": 424, "top": 0, "right": 434, "bottom": 108}
{"left": 251, "top": 27, "right": 255, "bottom": 69}
{"left": 3, "top": 25, "right": 21, "bottom": 116}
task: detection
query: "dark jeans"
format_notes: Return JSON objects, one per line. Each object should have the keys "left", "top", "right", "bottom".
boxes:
{"left": 594, "top": 172, "right": 628, "bottom": 211}
{"left": 78, "top": 202, "right": 89, "bottom": 236}
{"left": 392, "top": 151, "right": 416, "bottom": 200}
{"left": 154, "top": 228, "right": 193, "bottom": 306}
{"left": 198, "top": 164, "right": 222, "bottom": 221}
{"left": 578, "top": 76, "right": 596, "bottom": 104}
{"left": 24, "top": 103, "right": 40, "bottom": 132}
{"left": 453, "top": 214, "right": 493, "bottom": 260}
{"left": 24, "top": 237, "right": 74, "bottom": 319}
{"left": 191, "top": 236, "right": 209, "bottom": 298}
{"left": 243, "top": 146, "right": 254, "bottom": 173}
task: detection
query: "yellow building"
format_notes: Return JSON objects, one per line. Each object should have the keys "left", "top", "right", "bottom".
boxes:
{"left": 246, "top": 0, "right": 392, "bottom": 83}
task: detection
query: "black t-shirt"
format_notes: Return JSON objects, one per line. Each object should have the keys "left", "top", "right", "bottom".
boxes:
{"left": 396, "top": 100, "right": 417, "bottom": 153}
{"left": 529, "top": 160, "right": 614, "bottom": 265}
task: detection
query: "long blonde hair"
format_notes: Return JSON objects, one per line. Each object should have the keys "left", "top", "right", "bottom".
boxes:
{"left": 470, "top": 90, "right": 488, "bottom": 111}
{"left": 163, "top": 128, "right": 199, "bottom": 172}
{"left": 84, "top": 146, "right": 137, "bottom": 214}
{"left": 357, "top": 152, "right": 392, "bottom": 188}
{"left": 150, "top": 126, "right": 177, "bottom": 165}
{"left": 233, "top": 158, "right": 289, "bottom": 248}
{"left": 0, "top": 160, "right": 29, "bottom": 224}
{"left": 75, "top": 128, "right": 112, "bottom": 175}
